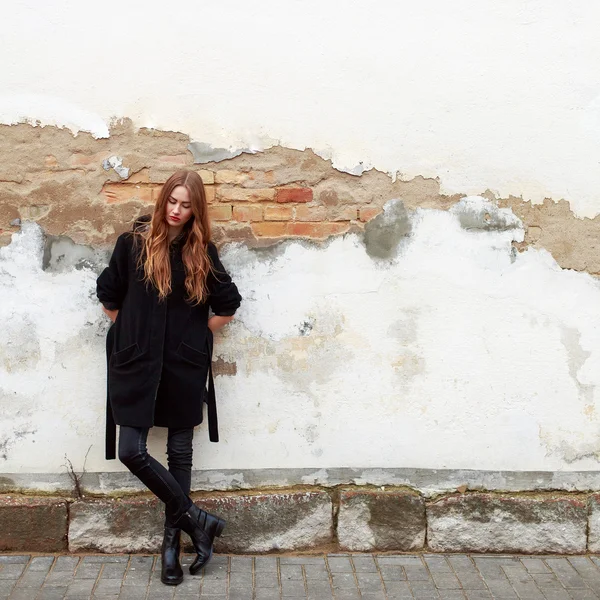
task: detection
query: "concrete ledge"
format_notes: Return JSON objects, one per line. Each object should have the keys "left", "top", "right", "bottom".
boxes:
{"left": 338, "top": 488, "right": 425, "bottom": 551}
{"left": 0, "top": 496, "right": 67, "bottom": 552}
{"left": 427, "top": 493, "right": 588, "bottom": 553}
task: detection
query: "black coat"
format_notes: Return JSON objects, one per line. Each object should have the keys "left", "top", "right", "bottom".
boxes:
{"left": 97, "top": 221, "right": 242, "bottom": 459}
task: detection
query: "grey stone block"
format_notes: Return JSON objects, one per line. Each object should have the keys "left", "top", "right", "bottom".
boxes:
{"left": 338, "top": 489, "right": 426, "bottom": 551}
{"left": 69, "top": 498, "right": 164, "bottom": 553}
{"left": 427, "top": 494, "right": 587, "bottom": 553}
{"left": 191, "top": 491, "right": 333, "bottom": 553}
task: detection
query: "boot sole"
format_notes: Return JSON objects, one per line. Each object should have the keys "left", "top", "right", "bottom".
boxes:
{"left": 161, "top": 575, "right": 184, "bottom": 586}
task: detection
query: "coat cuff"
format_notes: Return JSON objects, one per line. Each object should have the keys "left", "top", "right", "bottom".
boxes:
{"left": 101, "top": 301, "right": 121, "bottom": 311}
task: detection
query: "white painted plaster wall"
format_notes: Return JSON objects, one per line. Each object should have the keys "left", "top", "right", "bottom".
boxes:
{"left": 3, "top": 199, "right": 600, "bottom": 481}
{"left": 1, "top": 1, "right": 600, "bottom": 216}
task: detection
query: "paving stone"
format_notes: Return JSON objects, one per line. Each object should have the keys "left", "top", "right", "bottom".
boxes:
{"left": 280, "top": 557, "right": 324, "bottom": 565}
{"left": 0, "top": 563, "right": 26, "bottom": 579}
{"left": 305, "top": 579, "right": 332, "bottom": 594}
{"left": 405, "top": 564, "right": 431, "bottom": 580}
{"left": 100, "top": 563, "right": 128, "bottom": 579}
{"left": 0, "top": 497, "right": 68, "bottom": 553}
{"left": 361, "top": 592, "right": 387, "bottom": 600}
{"left": 379, "top": 564, "right": 407, "bottom": 581}
{"left": 327, "top": 556, "right": 353, "bottom": 572}
{"left": 568, "top": 592, "right": 600, "bottom": 600}
{"left": 230, "top": 556, "right": 253, "bottom": 571}
{"left": 352, "top": 555, "right": 378, "bottom": 572}
{"left": 255, "top": 589, "right": 282, "bottom": 600}
{"left": 75, "top": 562, "right": 102, "bottom": 579}
{"left": 521, "top": 558, "right": 552, "bottom": 574}
{"left": 200, "top": 577, "right": 227, "bottom": 595}
{"left": 338, "top": 489, "right": 426, "bottom": 551}
{"left": 356, "top": 571, "right": 384, "bottom": 587}
{"left": 281, "top": 564, "right": 303, "bottom": 580}
{"left": 545, "top": 558, "right": 588, "bottom": 589}
{"left": 255, "top": 572, "right": 280, "bottom": 588}
{"left": 431, "top": 574, "right": 462, "bottom": 589}
{"left": 331, "top": 572, "right": 358, "bottom": 589}
{"left": 303, "top": 564, "right": 328, "bottom": 580}
{"left": 385, "top": 580, "right": 419, "bottom": 599}
{"left": 54, "top": 556, "right": 81, "bottom": 572}
{"left": 539, "top": 591, "right": 571, "bottom": 600}
{"left": 82, "top": 556, "right": 130, "bottom": 564}
{"left": 379, "top": 555, "right": 423, "bottom": 565}
{"left": 229, "top": 570, "right": 253, "bottom": 588}
{"left": 428, "top": 494, "right": 587, "bottom": 553}
{"left": 64, "top": 577, "right": 97, "bottom": 594}
{"left": 280, "top": 577, "right": 306, "bottom": 596}
{"left": 14, "top": 570, "right": 47, "bottom": 587}
{"left": 94, "top": 578, "right": 124, "bottom": 595}
{"left": 425, "top": 556, "right": 453, "bottom": 573}
{"left": 37, "top": 587, "right": 70, "bottom": 600}
{"left": 44, "top": 569, "right": 74, "bottom": 587}
{"left": 255, "top": 556, "right": 279, "bottom": 572}
{"left": 0, "top": 556, "right": 29, "bottom": 564}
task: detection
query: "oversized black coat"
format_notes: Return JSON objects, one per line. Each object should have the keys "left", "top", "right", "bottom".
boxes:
{"left": 97, "top": 221, "right": 242, "bottom": 459}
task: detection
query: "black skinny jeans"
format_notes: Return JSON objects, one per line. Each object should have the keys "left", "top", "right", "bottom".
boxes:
{"left": 118, "top": 426, "right": 194, "bottom": 527}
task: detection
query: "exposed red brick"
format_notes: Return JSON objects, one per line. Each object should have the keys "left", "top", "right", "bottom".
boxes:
{"left": 330, "top": 206, "right": 359, "bottom": 221}
{"left": 287, "top": 222, "right": 350, "bottom": 238}
{"left": 217, "top": 188, "right": 276, "bottom": 202}
{"left": 276, "top": 188, "right": 313, "bottom": 203}
{"left": 233, "top": 205, "right": 263, "bottom": 222}
{"left": 295, "top": 206, "right": 327, "bottom": 222}
{"left": 264, "top": 206, "right": 293, "bottom": 221}
{"left": 359, "top": 207, "right": 382, "bottom": 222}
{"left": 251, "top": 222, "right": 288, "bottom": 237}
{"left": 209, "top": 205, "right": 233, "bottom": 221}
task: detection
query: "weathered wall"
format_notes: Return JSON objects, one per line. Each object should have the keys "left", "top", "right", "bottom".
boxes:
{"left": 2, "top": 1, "right": 600, "bottom": 496}
{"left": 2, "top": 122, "right": 600, "bottom": 493}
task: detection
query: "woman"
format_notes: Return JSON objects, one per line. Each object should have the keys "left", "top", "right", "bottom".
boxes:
{"left": 97, "top": 170, "right": 242, "bottom": 585}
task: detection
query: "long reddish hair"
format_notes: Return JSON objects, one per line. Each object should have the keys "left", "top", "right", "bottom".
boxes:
{"left": 138, "top": 170, "right": 212, "bottom": 304}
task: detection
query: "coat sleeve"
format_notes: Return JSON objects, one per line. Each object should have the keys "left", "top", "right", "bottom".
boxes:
{"left": 207, "top": 242, "right": 242, "bottom": 316}
{"left": 96, "top": 233, "right": 131, "bottom": 310}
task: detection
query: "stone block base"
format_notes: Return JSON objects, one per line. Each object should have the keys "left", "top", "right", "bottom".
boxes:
{"left": 427, "top": 493, "right": 588, "bottom": 553}
{"left": 338, "top": 488, "right": 425, "bottom": 551}
{"left": 0, "top": 489, "right": 598, "bottom": 553}
{"left": 0, "top": 496, "right": 67, "bottom": 552}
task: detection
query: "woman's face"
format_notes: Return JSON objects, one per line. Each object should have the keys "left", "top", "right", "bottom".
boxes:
{"left": 165, "top": 185, "right": 193, "bottom": 230}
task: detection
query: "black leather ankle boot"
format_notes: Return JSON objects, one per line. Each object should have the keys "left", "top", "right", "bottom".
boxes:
{"left": 160, "top": 527, "right": 183, "bottom": 585}
{"left": 175, "top": 503, "right": 226, "bottom": 575}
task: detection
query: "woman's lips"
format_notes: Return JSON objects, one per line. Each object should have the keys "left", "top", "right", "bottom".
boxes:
{"left": 169, "top": 215, "right": 180, "bottom": 222}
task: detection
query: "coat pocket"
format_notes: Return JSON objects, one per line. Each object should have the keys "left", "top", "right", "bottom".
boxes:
{"left": 112, "top": 343, "right": 142, "bottom": 367}
{"left": 176, "top": 341, "right": 208, "bottom": 367}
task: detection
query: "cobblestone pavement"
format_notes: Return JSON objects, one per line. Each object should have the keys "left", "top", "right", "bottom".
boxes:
{"left": 3, "top": 553, "right": 600, "bottom": 600}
